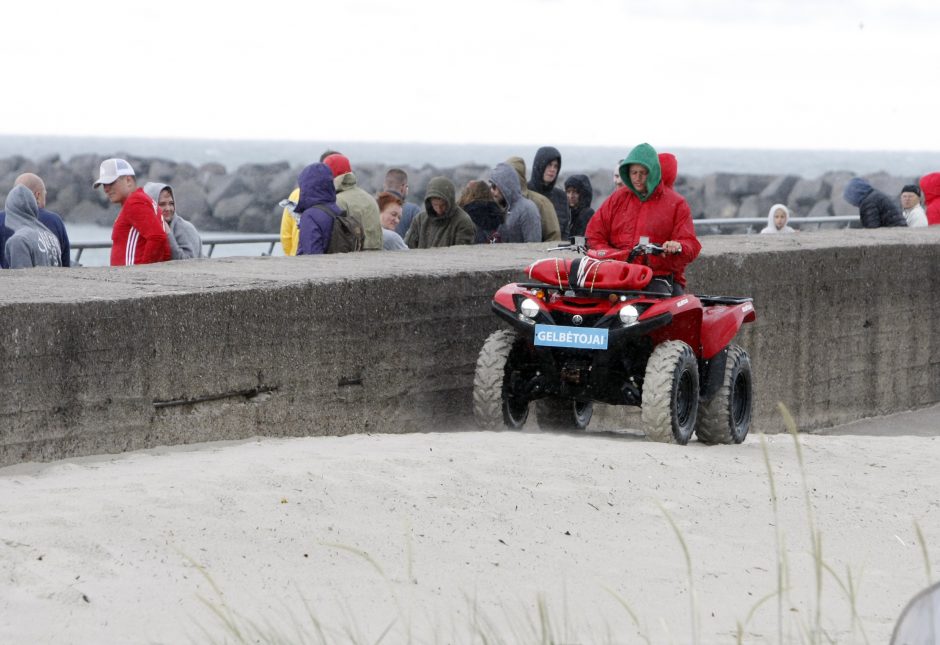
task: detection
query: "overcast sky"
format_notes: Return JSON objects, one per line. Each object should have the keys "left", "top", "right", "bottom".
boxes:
{"left": 4, "top": 0, "right": 937, "bottom": 151}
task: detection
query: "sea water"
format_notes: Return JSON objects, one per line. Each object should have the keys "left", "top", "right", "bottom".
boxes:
{"left": 2, "top": 134, "right": 939, "bottom": 178}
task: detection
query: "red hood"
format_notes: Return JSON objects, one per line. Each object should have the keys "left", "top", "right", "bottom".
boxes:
{"left": 658, "top": 153, "right": 678, "bottom": 189}
{"left": 920, "top": 172, "right": 940, "bottom": 204}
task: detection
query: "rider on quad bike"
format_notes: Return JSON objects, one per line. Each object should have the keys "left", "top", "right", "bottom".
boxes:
{"left": 473, "top": 143, "right": 756, "bottom": 445}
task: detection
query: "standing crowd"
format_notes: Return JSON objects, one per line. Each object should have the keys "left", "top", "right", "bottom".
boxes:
{"left": 1, "top": 144, "right": 939, "bottom": 269}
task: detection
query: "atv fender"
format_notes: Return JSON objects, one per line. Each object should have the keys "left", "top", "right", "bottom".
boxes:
{"left": 700, "top": 302, "right": 756, "bottom": 359}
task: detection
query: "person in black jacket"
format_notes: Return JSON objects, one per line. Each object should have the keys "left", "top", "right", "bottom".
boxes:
{"left": 564, "top": 174, "right": 595, "bottom": 238}
{"left": 843, "top": 177, "right": 907, "bottom": 228}
{"left": 528, "top": 146, "right": 571, "bottom": 239}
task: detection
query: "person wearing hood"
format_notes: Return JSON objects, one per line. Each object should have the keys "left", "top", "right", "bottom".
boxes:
{"left": 586, "top": 142, "right": 701, "bottom": 295}
{"left": 760, "top": 203, "right": 796, "bottom": 234}
{"left": 527, "top": 146, "right": 571, "bottom": 238}
{"left": 489, "top": 162, "right": 541, "bottom": 243}
{"left": 2, "top": 185, "right": 62, "bottom": 268}
{"left": 94, "top": 158, "right": 171, "bottom": 266}
{"left": 658, "top": 153, "right": 678, "bottom": 190}
{"left": 920, "top": 173, "right": 940, "bottom": 226}
{"left": 564, "top": 175, "right": 595, "bottom": 238}
{"left": 0, "top": 173, "right": 70, "bottom": 268}
{"left": 323, "top": 153, "right": 382, "bottom": 250}
{"left": 458, "top": 180, "right": 503, "bottom": 244}
{"left": 507, "top": 156, "right": 560, "bottom": 242}
{"left": 294, "top": 162, "right": 344, "bottom": 255}
{"left": 143, "top": 183, "right": 202, "bottom": 259}
{"left": 842, "top": 177, "right": 907, "bottom": 228}
{"left": 404, "top": 176, "right": 476, "bottom": 248}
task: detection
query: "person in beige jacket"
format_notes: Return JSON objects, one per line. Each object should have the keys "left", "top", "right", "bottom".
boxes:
{"left": 323, "top": 153, "right": 383, "bottom": 250}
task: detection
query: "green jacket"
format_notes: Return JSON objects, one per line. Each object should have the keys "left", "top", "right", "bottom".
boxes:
{"left": 618, "top": 143, "right": 662, "bottom": 202}
{"left": 334, "top": 172, "right": 383, "bottom": 250}
{"left": 507, "top": 156, "right": 561, "bottom": 242}
{"left": 404, "top": 176, "right": 476, "bottom": 248}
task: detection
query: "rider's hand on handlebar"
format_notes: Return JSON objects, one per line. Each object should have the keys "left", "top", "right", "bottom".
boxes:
{"left": 662, "top": 240, "right": 683, "bottom": 254}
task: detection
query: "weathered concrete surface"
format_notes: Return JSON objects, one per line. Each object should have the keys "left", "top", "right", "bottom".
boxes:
{"left": 1, "top": 228, "right": 938, "bottom": 466}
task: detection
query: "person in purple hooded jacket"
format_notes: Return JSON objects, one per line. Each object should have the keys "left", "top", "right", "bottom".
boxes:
{"left": 295, "top": 162, "right": 340, "bottom": 255}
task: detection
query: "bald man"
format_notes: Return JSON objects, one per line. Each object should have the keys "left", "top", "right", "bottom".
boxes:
{"left": 0, "top": 173, "right": 71, "bottom": 267}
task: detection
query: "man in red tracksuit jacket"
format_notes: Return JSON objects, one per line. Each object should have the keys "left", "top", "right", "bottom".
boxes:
{"left": 93, "top": 158, "right": 170, "bottom": 266}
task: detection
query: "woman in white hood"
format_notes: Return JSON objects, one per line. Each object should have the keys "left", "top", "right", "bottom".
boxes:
{"left": 760, "top": 203, "right": 795, "bottom": 234}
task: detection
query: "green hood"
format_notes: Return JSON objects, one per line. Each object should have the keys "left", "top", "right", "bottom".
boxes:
{"left": 619, "top": 143, "right": 661, "bottom": 202}
{"left": 424, "top": 176, "right": 458, "bottom": 218}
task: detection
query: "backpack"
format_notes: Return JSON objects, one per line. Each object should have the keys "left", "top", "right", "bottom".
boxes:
{"left": 312, "top": 205, "right": 364, "bottom": 254}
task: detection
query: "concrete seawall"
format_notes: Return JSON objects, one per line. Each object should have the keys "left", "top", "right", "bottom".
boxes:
{"left": 1, "top": 229, "right": 938, "bottom": 466}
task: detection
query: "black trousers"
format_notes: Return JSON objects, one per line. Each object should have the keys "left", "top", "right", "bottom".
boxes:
{"left": 648, "top": 274, "right": 685, "bottom": 296}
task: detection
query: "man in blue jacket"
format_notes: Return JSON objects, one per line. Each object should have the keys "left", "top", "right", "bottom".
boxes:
{"left": 0, "top": 173, "right": 71, "bottom": 267}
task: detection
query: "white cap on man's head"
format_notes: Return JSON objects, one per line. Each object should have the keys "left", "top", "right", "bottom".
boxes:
{"left": 93, "top": 158, "right": 135, "bottom": 188}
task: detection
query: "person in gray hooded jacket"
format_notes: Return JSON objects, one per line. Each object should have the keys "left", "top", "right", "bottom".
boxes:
{"left": 143, "top": 182, "right": 203, "bottom": 259}
{"left": 3, "top": 185, "right": 62, "bottom": 268}
{"left": 489, "top": 162, "right": 541, "bottom": 243}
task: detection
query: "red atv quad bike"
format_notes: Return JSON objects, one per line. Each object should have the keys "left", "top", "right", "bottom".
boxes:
{"left": 472, "top": 238, "right": 756, "bottom": 444}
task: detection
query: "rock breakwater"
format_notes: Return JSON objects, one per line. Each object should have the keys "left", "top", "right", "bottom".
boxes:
{"left": 0, "top": 153, "right": 925, "bottom": 233}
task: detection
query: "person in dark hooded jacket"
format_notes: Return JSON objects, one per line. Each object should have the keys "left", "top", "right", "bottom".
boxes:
{"left": 564, "top": 175, "right": 595, "bottom": 238}
{"left": 404, "top": 176, "right": 476, "bottom": 248}
{"left": 490, "top": 163, "right": 541, "bottom": 243}
{"left": 295, "top": 163, "right": 341, "bottom": 255}
{"left": 842, "top": 178, "right": 907, "bottom": 228}
{"left": 528, "top": 146, "right": 571, "bottom": 238}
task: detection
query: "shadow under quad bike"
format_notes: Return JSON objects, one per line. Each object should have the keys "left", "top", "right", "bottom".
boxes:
{"left": 472, "top": 237, "right": 756, "bottom": 444}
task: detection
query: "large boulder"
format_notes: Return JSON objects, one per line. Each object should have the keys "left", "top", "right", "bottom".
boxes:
{"left": 172, "top": 180, "right": 211, "bottom": 228}
{"left": 760, "top": 175, "right": 800, "bottom": 205}
{"left": 212, "top": 193, "right": 256, "bottom": 228}
{"left": 787, "top": 178, "right": 829, "bottom": 211}
{"left": 737, "top": 195, "right": 762, "bottom": 220}
{"left": 146, "top": 159, "right": 178, "bottom": 183}
{"left": 207, "top": 174, "right": 250, "bottom": 207}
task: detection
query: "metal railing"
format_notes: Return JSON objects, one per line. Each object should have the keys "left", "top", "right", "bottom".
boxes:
{"left": 69, "top": 217, "right": 860, "bottom": 264}
{"left": 72, "top": 234, "right": 281, "bottom": 264}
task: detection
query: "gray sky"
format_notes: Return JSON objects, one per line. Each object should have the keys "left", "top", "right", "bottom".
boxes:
{"left": 5, "top": 0, "right": 938, "bottom": 150}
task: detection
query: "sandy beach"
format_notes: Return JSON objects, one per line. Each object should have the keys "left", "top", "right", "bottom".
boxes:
{"left": 1, "top": 408, "right": 938, "bottom": 644}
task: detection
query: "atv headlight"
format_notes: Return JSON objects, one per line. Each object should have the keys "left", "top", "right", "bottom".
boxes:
{"left": 619, "top": 304, "right": 639, "bottom": 325}
{"left": 520, "top": 297, "right": 540, "bottom": 319}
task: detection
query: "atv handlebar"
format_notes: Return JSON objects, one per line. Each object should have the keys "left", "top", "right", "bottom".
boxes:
{"left": 626, "top": 241, "right": 666, "bottom": 263}
{"left": 551, "top": 236, "right": 675, "bottom": 263}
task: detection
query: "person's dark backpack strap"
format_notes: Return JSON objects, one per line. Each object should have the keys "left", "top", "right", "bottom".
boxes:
{"left": 311, "top": 204, "right": 364, "bottom": 253}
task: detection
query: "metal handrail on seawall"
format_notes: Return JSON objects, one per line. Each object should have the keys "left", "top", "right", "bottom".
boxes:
{"left": 69, "top": 216, "right": 860, "bottom": 264}
{"left": 71, "top": 234, "right": 281, "bottom": 264}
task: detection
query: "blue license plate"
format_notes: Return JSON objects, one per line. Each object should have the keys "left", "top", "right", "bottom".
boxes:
{"left": 534, "top": 324, "right": 608, "bottom": 350}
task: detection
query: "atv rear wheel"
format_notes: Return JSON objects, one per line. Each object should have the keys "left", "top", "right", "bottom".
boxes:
{"left": 536, "top": 398, "right": 593, "bottom": 431}
{"left": 640, "top": 340, "right": 699, "bottom": 444}
{"left": 473, "top": 329, "right": 531, "bottom": 430}
{"left": 695, "top": 345, "right": 752, "bottom": 444}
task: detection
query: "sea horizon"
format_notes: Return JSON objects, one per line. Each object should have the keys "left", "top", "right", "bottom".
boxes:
{"left": 1, "top": 134, "right": 938, "bottom": 180}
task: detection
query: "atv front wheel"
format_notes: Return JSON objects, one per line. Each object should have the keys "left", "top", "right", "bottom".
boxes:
{"left": 641, "top": 340, "right": 699, "bottom": 444}
{"left": 473, "top": 329, "right": 531, "bottom": 430}
{"left": 695, "top": 345, "right": 752, "bottom": 444}
{"left": 536, "top": 398, "right": 593, "bottom": 431}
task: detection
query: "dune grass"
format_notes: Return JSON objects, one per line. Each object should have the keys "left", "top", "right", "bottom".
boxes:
{"left": 192, "top": 403, "right": 932, "bottom": 644}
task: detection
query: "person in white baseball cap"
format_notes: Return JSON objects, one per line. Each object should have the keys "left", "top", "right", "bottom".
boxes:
{"left": 94, "top": 158, "right": 170, "bottom": 266}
